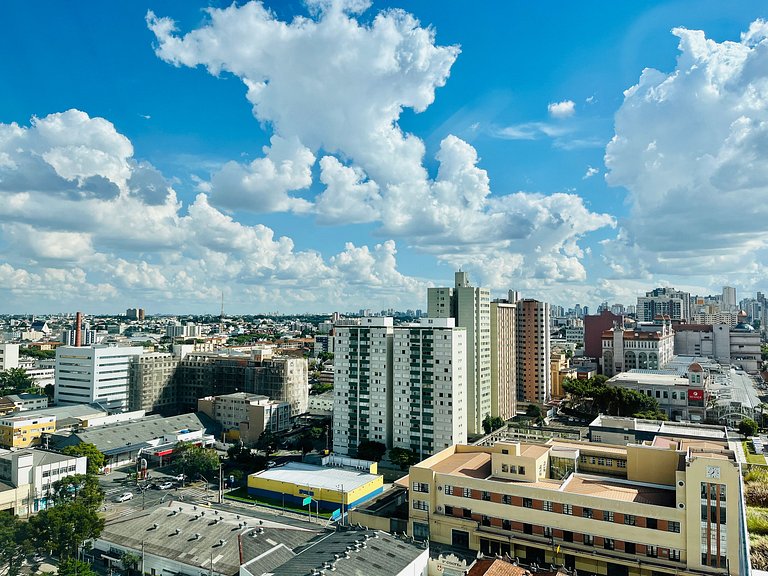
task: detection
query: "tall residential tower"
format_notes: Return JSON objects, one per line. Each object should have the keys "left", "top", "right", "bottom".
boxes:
{"left": 427, "top": 271, "right": 491, "bottom": 435}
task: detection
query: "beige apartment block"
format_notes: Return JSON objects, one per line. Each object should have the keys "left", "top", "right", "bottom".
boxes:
{"left": 408, "top": 437, "right": 746, "bottom": 576}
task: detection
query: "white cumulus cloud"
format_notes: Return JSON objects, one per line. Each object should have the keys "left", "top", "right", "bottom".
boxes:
{"left": 548, "top": 100, "right": 575, "bottom": 118}
{"left": 604, "top": 20, "right": 768, "bottom": 290}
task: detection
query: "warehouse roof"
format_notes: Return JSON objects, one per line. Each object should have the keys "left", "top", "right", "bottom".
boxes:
{"left": 252, "top": 527, "right": 427, "bottom": 576}
{"left": 50, "top": 412, "right": 218, "bottom": 454}
{"left": 251, "top": 462, "right": 380, "bottom": 492}
{"left": 98, "top": 501, "right": 320, "bottom": 576}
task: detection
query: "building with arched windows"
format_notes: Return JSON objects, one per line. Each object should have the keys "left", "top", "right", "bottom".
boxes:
{"left": 601, "top": 318, "right": 674, "bottom": 377}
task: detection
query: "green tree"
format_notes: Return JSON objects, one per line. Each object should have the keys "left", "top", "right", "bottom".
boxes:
{"left": 739, "top": 418, "right": 759, "bottom": 437}
{"left": 62, "top": 443, "right": 106, "bottom": 475}
{"left": 0, "top": 368, "right": 36, "bottom": 394}
{"left": 482, "top": 415, "right": 505, "bottom": 435}
{"left": 174, "top": 442, "right": 220, "bottom": 479}
{"left": 388, "top": 447, "right": 420, "bottom": 470}
{"left": 28, "top": 501, "right": 104, "bottom": 558}
{"left": 0, "top": 514, "right": 31, "bottom": 576}
{"left": 255, "top": 430, "right": 280, "bottom": 456}
{"left": 317, "top": 351, "right": 334, "bottom": 362}
{"left": 20, "top": 348, "right": 56, "bottom": 360}
{"left": 525, "top": 404, "right": 544, "bottom": 422}
{"left": 356, "top": 440, "right": 386, "bottom": 462}
{"left": 58, "top": 558, "right": 97, "bottom": 576}
{"left": 296, "top": 435, "right": 314, "bottom": 456}
{"left": 51, "top": 474, "right": 104, "bottom": 512}
{"left": 121, "top": 551, "right": 141, "bottom": 575}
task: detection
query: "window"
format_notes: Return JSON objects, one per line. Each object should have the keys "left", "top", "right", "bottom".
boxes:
{"left": 543, "top": 526, "right": 553, "bottom": 537}
{"left": 412, "top": 500, "right": 429, "bottom": 511}
{"left": 617, "top": 460, "right": 627, "bottom": 469}
{"left": 543, "top": 500, "right": 553, "bottom": 512}
{"left": 646, "top": 517, "right": 657, "bottom": 530}
{"left": 481, "top": 515, "right": 491, "bottom": 527}
{"left": 604, "top": 538, "right": 614, "bottom": 550}
{"left": 462, "top": 487, "right": 472, "bottom": 498}
{"left": 597, "top": 458, "right": 606, "bottom": 466}
{"left": 603, "top": 510, "right": 614, "bottom": 522}
{"left": 518, "top": 466, "right": 526, "bottom": 475}
{"left": 668, "top": 521, "right": 680, "bottom": 533}
{"left": 444, "top": 485, "right": 453, "bottom": 496}
{"left": 670, "top": 549, "right": 681, "bottom": 561}
{"left": 563, "top": 504, "right": 573, "bottom": 515}
{"left": 502, "top": 494, "right": 512, "bottom": 505}
{"left": 582, "top": 507, "right": 593, "bottom": 519}
{"left": 482, "top": 491, "right": 491, "bottom": 501}
{"left": 412, "top": 482, "right": 429, "bottom": 493}
{"left": 502, "top": 519, "right": 512, "bottom": 530}
{"left": 647, "top": 545, "right": 657, "bottom": 558}
{"left": 583, "top": 534, "right": 594, "bottom": 546}
{"left": 522, "top": 498, "right": 533, "bottom": 508}
{"left": 463, "top": 508, "right": 472, "bottom": 518}
{"left": 501, "top": 464, "right": 508, "bottom": 473}
{"left": 445, "top": 505, "right": 453, "bottom": 515}
{"left": 624, "top": 514, "right": 636, "bottom": 526}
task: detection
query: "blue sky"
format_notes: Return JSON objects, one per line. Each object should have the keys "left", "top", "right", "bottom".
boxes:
{"left": 1, "top": 0, "right": 767, "bottom": 314}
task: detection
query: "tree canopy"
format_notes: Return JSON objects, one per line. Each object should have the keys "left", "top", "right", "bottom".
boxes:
{"left": 51, "top": 474, "right": 104, "bottom": 512}
{"left": 255, "top": 430, "right": 281, "bottom": 456}
{"left": 0, "top": 368, "right": 37, "bottom": 395}
{"left": 356, "top": 440, "right": 386, "bottom": 462}
{"left": 173, "top": 442, "right": 220, "bottom": 479}
{"left": 740, "top": 418, "right": 759, "bottom": 437}
{"left": 58, "top": 558, "right": 97, "bottom": 576}
{"left": 563, "top": 376, "right": 667, "bottom": 420}
{"left": 62, "top": 443, "right": 105, "bottom": 475}
{"left": 388, "top": 447, "right": 420, "bottom": 470}
{"left": 0, "top": 515, "right": 31, "bottom": 576}
{"left": 27, "top": 501, "right": 104, "bottom": 558}
{"left": 482, "top": 415, "right": 506, "bottom": 435}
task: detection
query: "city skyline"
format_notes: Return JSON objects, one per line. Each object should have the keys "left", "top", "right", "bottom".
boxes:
{"left": 1, "top": 1, "right": 767, "bottom": 314}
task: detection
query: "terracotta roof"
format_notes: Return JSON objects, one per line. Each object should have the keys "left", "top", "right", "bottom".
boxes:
{"left": 431, "top": 452, "right": 491, "bottom": 479}
{"left": 467, "top": 558, "right": 531, "bottom": 576}
{"left": 563, "top": 476, "right": 676, "bottom": 507}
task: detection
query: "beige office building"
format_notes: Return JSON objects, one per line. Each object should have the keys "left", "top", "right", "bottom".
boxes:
{"left": 490, "top": 299, "right": 517, "bottom": 420}
{"left": 408, "top": 437, "right": 747, "bottom": 576}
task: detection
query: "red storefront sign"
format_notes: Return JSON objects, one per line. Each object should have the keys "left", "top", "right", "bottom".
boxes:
{"left": 688, "top": 389, "right": 704, "bottom": 401}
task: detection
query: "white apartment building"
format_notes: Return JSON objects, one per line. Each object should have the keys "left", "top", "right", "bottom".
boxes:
{"left": 333, "top": 317, "right": 393, "bottom": 455}
{"left": 54, "top": 345, "right": 144, "bottom": 412}
{"left": 490, "top": 299, "right": 517, "bottom": 420}
{"left": 0, "top": 344, "right": 19, "bottom": 370}
{"left": 428, "top": 271, "right": 491, "bottom": 435}
{"left": 392, "top": 318, "right": 466, "bottom": 459}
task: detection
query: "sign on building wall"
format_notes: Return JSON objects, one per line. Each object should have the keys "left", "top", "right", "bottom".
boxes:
{"left": 688, "top": 389, "right": 704, "bottom": 401}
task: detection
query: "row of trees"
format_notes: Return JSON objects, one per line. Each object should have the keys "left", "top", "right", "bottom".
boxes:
{"left": 562, "top": 376, "right": 667, "bottom": 420}
{"left": 356, "top": 440, "right": 421, "bottom": 470}
{"left": 0, "top": 367, "right": 38, "bottom": 396}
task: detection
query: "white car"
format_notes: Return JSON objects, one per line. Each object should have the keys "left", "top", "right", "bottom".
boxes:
{"left": 158, "top": 481, "right": 174, "bottom": 490}
{"left": 115, "top": 492, "right": 133, "bottom": 502}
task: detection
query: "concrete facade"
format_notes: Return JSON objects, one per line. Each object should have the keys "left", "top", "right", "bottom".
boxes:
{"left": 490, "top": 299, "right": 517, "bottom": 420}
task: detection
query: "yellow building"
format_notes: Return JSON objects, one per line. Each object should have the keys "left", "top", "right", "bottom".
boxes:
{"left": 0, "top": 414, "right": 56, "bottom": 449}
{"left": 247, "top": 460, "right": 383, "bottom": 514}
{"left": 408, "top": 437, "right": 746, "bottom": 576}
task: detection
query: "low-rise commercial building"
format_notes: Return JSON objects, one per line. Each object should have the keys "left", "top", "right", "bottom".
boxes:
{"left": 0, "top": 413, "right": 56, "bottom": 449}
{"left": 588, "top": 415, "right": 728, "bottom": 446}
{"left": 408, "top": 437, "right": 748, "bottom": 576}
{"left": 197, "top": 392, "right": 290, "bottom": 446}
{"left": 0, "top": 448, "right": 86, "bottom": 515}
{"left": 247, "top": 458, "right": 383, "bottom": 513}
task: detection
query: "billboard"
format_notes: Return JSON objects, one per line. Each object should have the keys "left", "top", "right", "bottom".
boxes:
{"left": 688, "top": 389, "right": 704, "bottom": 401}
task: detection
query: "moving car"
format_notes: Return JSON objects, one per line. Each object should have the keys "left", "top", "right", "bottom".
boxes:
{"left": 157, "top": 481, "right": 174, "bottom": 490}
{"left": 115, "top": 492, "right": 133, "bottom": 502}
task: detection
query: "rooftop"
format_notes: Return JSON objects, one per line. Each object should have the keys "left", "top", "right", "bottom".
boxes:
{"left": 99, "top": 500, "right": 320, "bottom": 576}
{"left": 251, "top": 462, "right": 380, "bottom": 492}
{"left": 259, "top": 527, "right": 428, "bottom": 576}
{"left": 562, "top": 475, "right": 676, "bottom": 506}
{"left": 51, "top": 412, "right": 217, "bottom": 455}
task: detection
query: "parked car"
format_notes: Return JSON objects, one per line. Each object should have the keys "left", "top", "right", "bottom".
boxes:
{"left": 174, "top": 474, "right": 186, "bottom": 482}
{"left": 115, "top": 492, "right": 133, "bottom": 502}
{"left": 158, "top": 481, "right": 174, "bottom": 490}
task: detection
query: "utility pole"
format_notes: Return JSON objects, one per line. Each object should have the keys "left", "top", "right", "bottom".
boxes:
{"left": 218, "top": 459, "right": 223, "bottom": 504}
{"left": 141, "top": 540, "right": 145, "bottom": 575}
